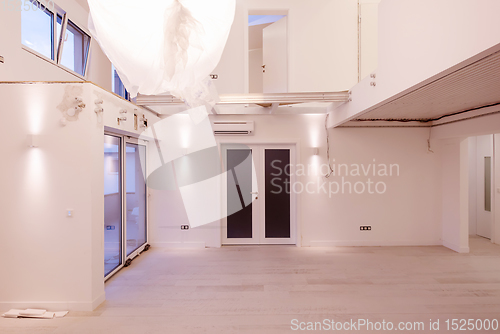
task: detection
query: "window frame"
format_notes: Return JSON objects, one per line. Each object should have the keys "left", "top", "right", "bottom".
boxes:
{"left": 21, "top": 0, "right": 92, "bottom": 79}
{"left": 112, "top": 64, "right": 131, "bottom": 101}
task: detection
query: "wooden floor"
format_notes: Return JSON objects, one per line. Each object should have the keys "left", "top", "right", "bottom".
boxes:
{"left": 2, "top": 236, "right": 500, "bottom": 333}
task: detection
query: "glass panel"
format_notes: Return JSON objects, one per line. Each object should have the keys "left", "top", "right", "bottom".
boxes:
{"left": 265, "top": 149, "right": 291, "bottom": 238}
{"left": 485, "top": 156, "right": 492, "bottom": 212}
{"left": 227, "top": 149, "right": 253, "bottom": 238}
{"left": 126, "top": 143, "right": 147, "bottom": 256}
{"left": 112, "top": 65, "right": 129, "bottom": 99}
{"left": 104, "top": 135, "right": 122, "bottom": 276}
{"left": 21, "top": 1, "right": 54, "bottom": 59}
{"left": 61, "top": 20, "right": 90, "bottom": 76}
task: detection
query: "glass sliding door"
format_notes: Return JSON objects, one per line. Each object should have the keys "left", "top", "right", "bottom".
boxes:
{"left": 104, "top": 134, "right": 148, "bottom": 279}
{"left": 104, "top": 135, "right": 123, "bottom": 276}
{"left": 125, "top": 143, "right": 147, "bottom": 256}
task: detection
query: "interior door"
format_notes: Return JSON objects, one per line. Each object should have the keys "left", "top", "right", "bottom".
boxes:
{"left": 259, "top": 145, "right": 294, "bottom": 244}
{"left": 222, "top": 144, "right": 295, "bottom": 245}
{"left": 476, "top": 135, "right": 493, "bottom": 239}
{"left": 222, "top": 145, "right": 260, "bottom": 244}
{"left": 263, "top": 16, "right": 288, "bottom": 93}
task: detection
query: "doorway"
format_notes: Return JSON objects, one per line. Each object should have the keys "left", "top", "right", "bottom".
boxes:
{"left": 221, "top": 144, "right": 296, "bottom": 245}
{"left": 468, "top": 134, "right": 494, "bottom": 240}
{"left": 248, "top": 14, "right": 288, "bottom": 93}
{"left": 104, "top": 134, "right": 148, "bottom": 279}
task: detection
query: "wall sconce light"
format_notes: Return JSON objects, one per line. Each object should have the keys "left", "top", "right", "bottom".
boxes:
{"left": 313, "top": 147, "right": 319, "bottom": 155}
{"left": 28, "top": 134, "right": 39, "bottom": 148}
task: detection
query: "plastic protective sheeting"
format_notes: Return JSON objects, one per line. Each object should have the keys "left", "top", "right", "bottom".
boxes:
{"left": 87, "top": 0, "right": 235, "bottom": 106}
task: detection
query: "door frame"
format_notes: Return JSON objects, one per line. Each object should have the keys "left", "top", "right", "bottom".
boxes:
{"left": 104, "top": 132, "right": 150, "bottom": 281}
{"left": 219, "top": 141, "right": 299, "bottom": 246}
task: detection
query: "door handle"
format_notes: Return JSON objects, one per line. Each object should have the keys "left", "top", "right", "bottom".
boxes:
{"left": 250, "top": 192, "right": 259, "bottom": 195}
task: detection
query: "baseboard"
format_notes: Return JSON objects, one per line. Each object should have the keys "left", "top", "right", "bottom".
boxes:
{"left": 309, "top": 240, "right": 442, "bottom": 247}
{"left": 150, "top": 242, "right": 206, "bottom": 249}
{"left": 0, "top": 298, "right": 102, "bottom": 312}
{"left": 92, "top": 293, "right": 106, "bottom": 310}
{"left": 442, "top": 240, "right": 470, "bottom": 253}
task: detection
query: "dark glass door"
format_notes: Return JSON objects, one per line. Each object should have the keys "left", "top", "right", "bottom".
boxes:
{"left": 264, "top": 149, "right": 291, "bottom": 239}
{"left": 226, "top": 149, "right": 254, "bottom": 239}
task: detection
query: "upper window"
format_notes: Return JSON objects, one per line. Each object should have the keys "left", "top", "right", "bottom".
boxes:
{"left": 112, "top": 65, "right": 130, "bottom": 100}
{"left": 21, "top": 3, "right": 54, "bottom": 59}
{"left": 21, "top": 0, "right": 91, "bottom": 77}
{"left": 60, "top": 20, "right": 91, "bottom": 76}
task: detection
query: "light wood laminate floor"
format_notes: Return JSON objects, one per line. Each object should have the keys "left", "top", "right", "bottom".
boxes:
{"left": 1, "top": 236, "right": 500, "bottom": 333}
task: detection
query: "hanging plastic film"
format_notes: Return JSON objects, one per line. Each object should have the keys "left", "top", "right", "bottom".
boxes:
{"left": 87, "top": 0, "right": 235, "bottom": 107}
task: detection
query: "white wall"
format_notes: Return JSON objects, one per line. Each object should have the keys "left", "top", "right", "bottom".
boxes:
{"left": 330, "top": 0, "right": 500, "bottom": 126}
{"left": 360, "top": 0, "right": 380, "bottom": 80}
{"left": 149, "top": 114, "right": 443, "bottom": 248}
{"left": 468, "top": 137, "right": 477, "bottom": 235}
{"left": 440, "top": 138, "right": 470, "bottom": 253}
{"left": 212, "top": 0, "right": 359, "bottom": 94}
{"left": 0, "top": 0, "right": 112, "bottom": 90}
{"left": 0, "top": 82, "right": 158, "bottom": 311}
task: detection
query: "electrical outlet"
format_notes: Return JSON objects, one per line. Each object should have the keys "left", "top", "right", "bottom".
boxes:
{"left": 360, "top": 226, "right": 372, "bottom": 231}
{"left": 181, "top": 225, "right": 190, "bottom": 230}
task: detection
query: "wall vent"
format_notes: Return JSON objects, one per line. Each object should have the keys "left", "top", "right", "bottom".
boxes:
{"left": 212, "top": 121, "right": 254, "bottom": 135}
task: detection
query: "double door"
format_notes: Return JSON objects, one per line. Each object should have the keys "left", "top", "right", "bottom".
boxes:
{"left": 104, "top": 134, "right": 148, "bottom": 278}
{"left": 222, "top": 144, "right": 296, "bottom": 245}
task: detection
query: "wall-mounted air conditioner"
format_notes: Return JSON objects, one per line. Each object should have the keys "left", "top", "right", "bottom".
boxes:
{"left": 212, "top": 121, "right": 254, "bottom": 135}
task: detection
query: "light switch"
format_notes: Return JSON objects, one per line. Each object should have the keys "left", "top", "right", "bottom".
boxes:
{"left": 67, "top": 210, "right": 74, "bottom": 217}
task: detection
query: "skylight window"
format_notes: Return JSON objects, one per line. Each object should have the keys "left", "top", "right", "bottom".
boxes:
{"left": 248, "top": 15, "right": 286, "bottom": 27}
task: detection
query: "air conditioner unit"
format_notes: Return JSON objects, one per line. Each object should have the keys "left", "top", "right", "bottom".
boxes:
{"left": 212, "top": 121, "right": 254, "bottom": 135}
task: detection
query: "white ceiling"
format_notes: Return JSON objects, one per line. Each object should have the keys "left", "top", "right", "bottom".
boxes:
{"left": 75, "top": 0, "right": 89, "bottom": 11}
{"left": 355, "top": 49, "right": 500, "bottom": 121}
